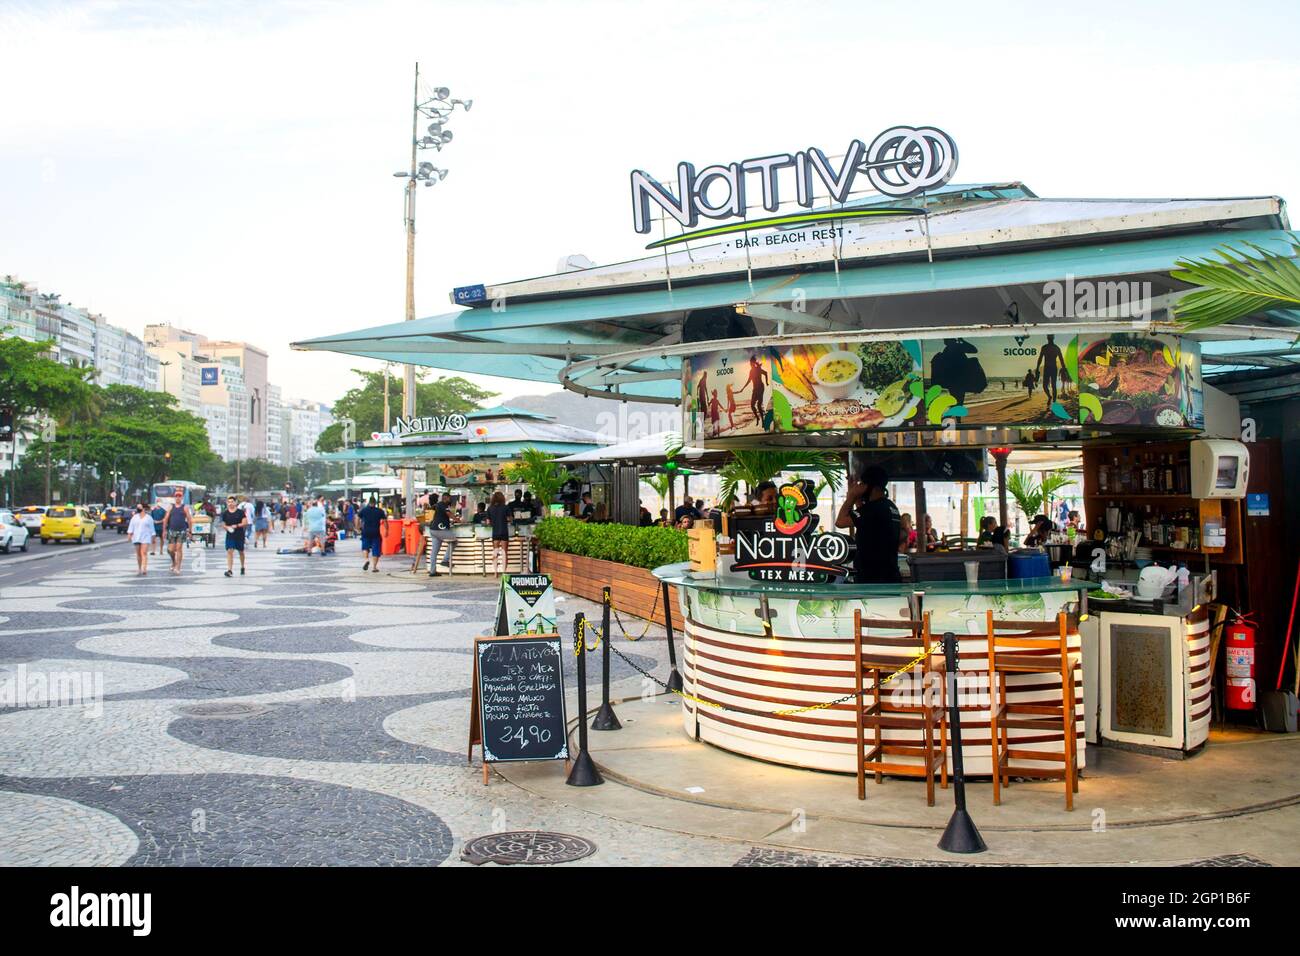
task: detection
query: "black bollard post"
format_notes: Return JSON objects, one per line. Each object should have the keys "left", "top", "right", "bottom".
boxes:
{"left": 937, "top": 630, "right": 986, "bottom": 853}
{"left": 662, "top": 581, "right": 684, "bottom": 693}
{"left": 566, "top": 612, "right": 604, "bottom": 787}
{"left": 591, "top": 587, "right": 621, "bottom": 730}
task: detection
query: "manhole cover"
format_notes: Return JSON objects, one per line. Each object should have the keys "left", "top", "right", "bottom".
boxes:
{"left": 460, "top": 831, "right": 597, "bottom": 866}
{"left": 173, "top": 702, "right": 270, "bottom": 719}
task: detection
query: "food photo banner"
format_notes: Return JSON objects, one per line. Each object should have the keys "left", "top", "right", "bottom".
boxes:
{"left": 681, "top": 333, "right": 1202, "bottom": 441}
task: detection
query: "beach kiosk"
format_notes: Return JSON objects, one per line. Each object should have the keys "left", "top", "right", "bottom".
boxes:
{"left": 294, "top": 134, "right": 1299, "bottom": 799}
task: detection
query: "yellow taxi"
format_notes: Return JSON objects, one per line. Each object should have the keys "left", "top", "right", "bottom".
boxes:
{"left": 40, "top": 505, "right": 98, "bottom": 545}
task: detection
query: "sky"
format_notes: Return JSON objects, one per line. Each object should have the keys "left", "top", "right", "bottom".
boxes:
{"left": 3, "top": 0, "right": 1300, "bottom": 407}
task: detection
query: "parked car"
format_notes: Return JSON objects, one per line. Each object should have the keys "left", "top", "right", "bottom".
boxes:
{"left": 101, "top": 506, "right": 131, "bottom": 533}
{"left": 16, "top": 505, "right": 47, "bottom": 532}
{"left": 40, "top": 505, "right": 97, "bottom": 544}
{"left": 0, "top": 510, "right": 30, "bottom": 553}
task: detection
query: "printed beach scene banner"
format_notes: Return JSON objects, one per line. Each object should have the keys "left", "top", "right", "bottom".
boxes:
{"left": 1077, "top": 333, "right": 1203, "bottom": 429}
{"left": 681, "top": 333, "right": 1202, "bottom": 440}
{"left": 682, "top": 340, "right": 923, "bottom": 442}
{"left": 920, "top": 334, "right": 1080, "bottom": 426}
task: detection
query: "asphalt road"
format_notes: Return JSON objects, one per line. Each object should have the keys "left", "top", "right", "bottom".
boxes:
{"left": 0, "top": 532, "right": 132, "bottom": 590}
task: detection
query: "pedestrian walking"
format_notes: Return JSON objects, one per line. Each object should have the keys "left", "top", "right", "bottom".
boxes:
{"left": 165, "top": 489, "right": 193, "bottom": 575}
{"left": 221, "top": 495, "right": 249, "bottom": 576}
{"left": 487, "top": 490, "right": 511, "bottom": 574}
{"left": 127, "top": 503, "right": 156, "bottom": 575}
{"left": 253, "top": 499, "right": 270, "bottom": 548}
{"left": 358, "top": 496, "right": 387, "bottom": 573}
{"left": 150, "top": 500, "right": 167, "bottom": 556}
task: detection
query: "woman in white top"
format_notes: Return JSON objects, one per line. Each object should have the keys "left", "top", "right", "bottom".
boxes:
{"left": 127, "top": 503, "right": 156, "bottom": 575}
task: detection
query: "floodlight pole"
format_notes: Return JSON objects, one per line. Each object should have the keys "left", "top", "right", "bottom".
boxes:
{"left": 401, "top": 62, "right": 420, "bottom": 519}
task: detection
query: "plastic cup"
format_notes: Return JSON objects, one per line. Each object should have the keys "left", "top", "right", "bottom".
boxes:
{"left": 1059, "top": 565, "right": 1073, "bottom": 582}
{"left": 964, "top": 561, "right": 980, "bottom": 588}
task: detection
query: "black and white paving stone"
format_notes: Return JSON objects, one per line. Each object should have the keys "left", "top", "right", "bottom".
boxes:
{"left": 0, "top": 538, "right": 746, "bottom": 866}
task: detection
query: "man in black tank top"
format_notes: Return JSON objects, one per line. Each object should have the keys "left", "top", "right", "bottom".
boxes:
{"left": 165, "top": 490, "right": 193, "bottom": 575}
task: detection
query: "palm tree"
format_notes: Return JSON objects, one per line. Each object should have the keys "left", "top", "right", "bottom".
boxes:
{"left": 504, "top": 447, "right": 563, "bottom": 507}
{"left": 717, "top": 449, "right": 843, "bottom": 509}
{"left": 1172, "top": 236, "right": 1300, "bottom": 331}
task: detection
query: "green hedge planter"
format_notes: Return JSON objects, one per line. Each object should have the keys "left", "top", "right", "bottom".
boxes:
{"left": 535, "top": 517, "right": 689, "bottom": 571}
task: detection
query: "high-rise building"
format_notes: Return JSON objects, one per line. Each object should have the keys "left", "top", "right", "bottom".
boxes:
{"left": 287, "top": 398, "right": 333, "bottom": 464}
{"left": 150, "top": 346, "right": 203, "bottom": 414}
{"left": 0, "top": 277, "right": 42, "bottom": 342}
{"left": 199, "top": 360, "right": 249, "bottom": 463}
{"left": 148, "top": 324, "right": 270, "bottom": 461}
{"left": 93, "top": 315, "right": 156, "bottom": 390}
{"left": 266, "top": 384, "right": 284, "bottom": 467}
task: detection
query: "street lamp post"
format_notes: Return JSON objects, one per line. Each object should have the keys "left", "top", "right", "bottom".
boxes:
{"left": 392, "top": 63, "right": 470, "bottom": 518}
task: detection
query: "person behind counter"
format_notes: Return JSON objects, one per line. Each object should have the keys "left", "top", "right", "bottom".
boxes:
{"left": 471, "top": 501, "right": 488, "bottom": 525}
{"left": 1024, "top": 514, "right": 1054, "bottom": 547}
{"left": 977, "top": 515, "right": 998, "bottom": 544}
{"left": 753, "top": 480, "right": 779, "bottom": 510}
{"left": 900, "top": 513, "right": 915, "bottom": 551}
{"left": 674, "top": 495, "right": 702, "bottom": 523}
{"left": 835, "top": 465, "right": 902, "bottom": 584}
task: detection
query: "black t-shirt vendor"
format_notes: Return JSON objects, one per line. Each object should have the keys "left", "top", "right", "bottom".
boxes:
{"left": 835, "top": 465, "right": 902, "bottom": 584}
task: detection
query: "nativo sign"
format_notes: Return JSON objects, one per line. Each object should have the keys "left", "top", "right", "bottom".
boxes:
{"left": 631, "top": 125, "right": 958, "bottom": 248}
{"left": 730, "top": 479, "right": 850, "bottom": 583}
{"left": 682, "top": 333, "right": 1202, "bottom": 441}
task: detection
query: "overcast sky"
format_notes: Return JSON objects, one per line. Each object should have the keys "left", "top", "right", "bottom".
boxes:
{"left": 3, "top": 0, "right": 1299, "bottom": 407}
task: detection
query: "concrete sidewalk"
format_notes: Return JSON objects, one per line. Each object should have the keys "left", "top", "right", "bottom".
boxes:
{"left": 498, "top": 695, "right": 1300, "bottom": 866}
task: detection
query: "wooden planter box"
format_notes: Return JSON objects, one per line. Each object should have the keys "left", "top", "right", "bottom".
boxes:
{"left": 538, "top": 549, "right": 678, "bottom": 627}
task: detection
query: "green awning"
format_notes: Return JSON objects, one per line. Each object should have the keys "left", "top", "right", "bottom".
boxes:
{"left": 292, "top": 227, "right": 1299, "bottom": 400}
{"left": 320, "top": 440, "right": 599, "bottom": 465}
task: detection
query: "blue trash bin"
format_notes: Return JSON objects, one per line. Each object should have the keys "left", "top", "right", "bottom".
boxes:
{"left": 1009, "top": 550, "right": 1051, "bottom": 579}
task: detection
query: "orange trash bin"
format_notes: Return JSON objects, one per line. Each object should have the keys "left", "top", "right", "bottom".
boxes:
{"left": 402, "top": 518, "right": 422, "bottom": 556}
{"left": 381, "top": 518, "right": 404, "bottom": 555}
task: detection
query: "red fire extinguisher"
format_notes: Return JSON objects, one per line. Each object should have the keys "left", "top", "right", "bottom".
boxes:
{"left": 1224, "top": 612, "right": 1257, "bottom": 710}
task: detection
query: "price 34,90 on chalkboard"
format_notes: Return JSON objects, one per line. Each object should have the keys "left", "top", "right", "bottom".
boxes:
{"left": 474, "top": 637, "right": 569, "bottom": 764}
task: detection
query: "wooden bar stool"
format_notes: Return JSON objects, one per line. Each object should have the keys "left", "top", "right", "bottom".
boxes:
{"left": 985, "top": 609, "right": 1079, "bottom": 811}
{"left": 853, "top": 609, "right": 948, "bottom": 806}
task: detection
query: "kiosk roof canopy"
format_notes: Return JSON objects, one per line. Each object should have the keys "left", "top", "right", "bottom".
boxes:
{"left": 293, "top": 187, "right": 1300, "bottom": 401}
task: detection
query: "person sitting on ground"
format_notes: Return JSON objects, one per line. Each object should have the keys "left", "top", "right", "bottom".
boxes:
{"left": 323, "top": 513, "right": 339, "bottom": 554}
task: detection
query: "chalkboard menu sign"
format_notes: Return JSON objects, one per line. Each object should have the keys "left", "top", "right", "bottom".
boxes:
{"left": 469, "top": 636, "right": 569, "bottom": 769}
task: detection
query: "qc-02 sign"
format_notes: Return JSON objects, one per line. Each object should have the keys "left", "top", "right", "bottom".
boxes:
{"left": 630, "top": 125, "right": 958, "bottom": 248}
{"left": 730, "top": 479, "right": 850, "bottom": 583}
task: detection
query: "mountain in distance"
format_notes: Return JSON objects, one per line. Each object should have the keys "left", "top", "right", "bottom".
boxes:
{"left": 503, "top": 391, "right": 678, "bottom": 441}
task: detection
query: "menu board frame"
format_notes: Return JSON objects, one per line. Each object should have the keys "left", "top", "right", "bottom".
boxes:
{"left": 468, "top": 634, "right": 570, "bottom": 784}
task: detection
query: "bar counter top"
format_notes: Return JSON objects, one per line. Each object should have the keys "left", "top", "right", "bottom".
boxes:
{"left": 652, "top": 562, "right": 1086, "bottom": 600}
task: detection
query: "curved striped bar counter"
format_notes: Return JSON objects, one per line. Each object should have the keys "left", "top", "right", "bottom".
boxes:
{"left": 653, "top": 563, "right": 1088, "bottom": 777}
